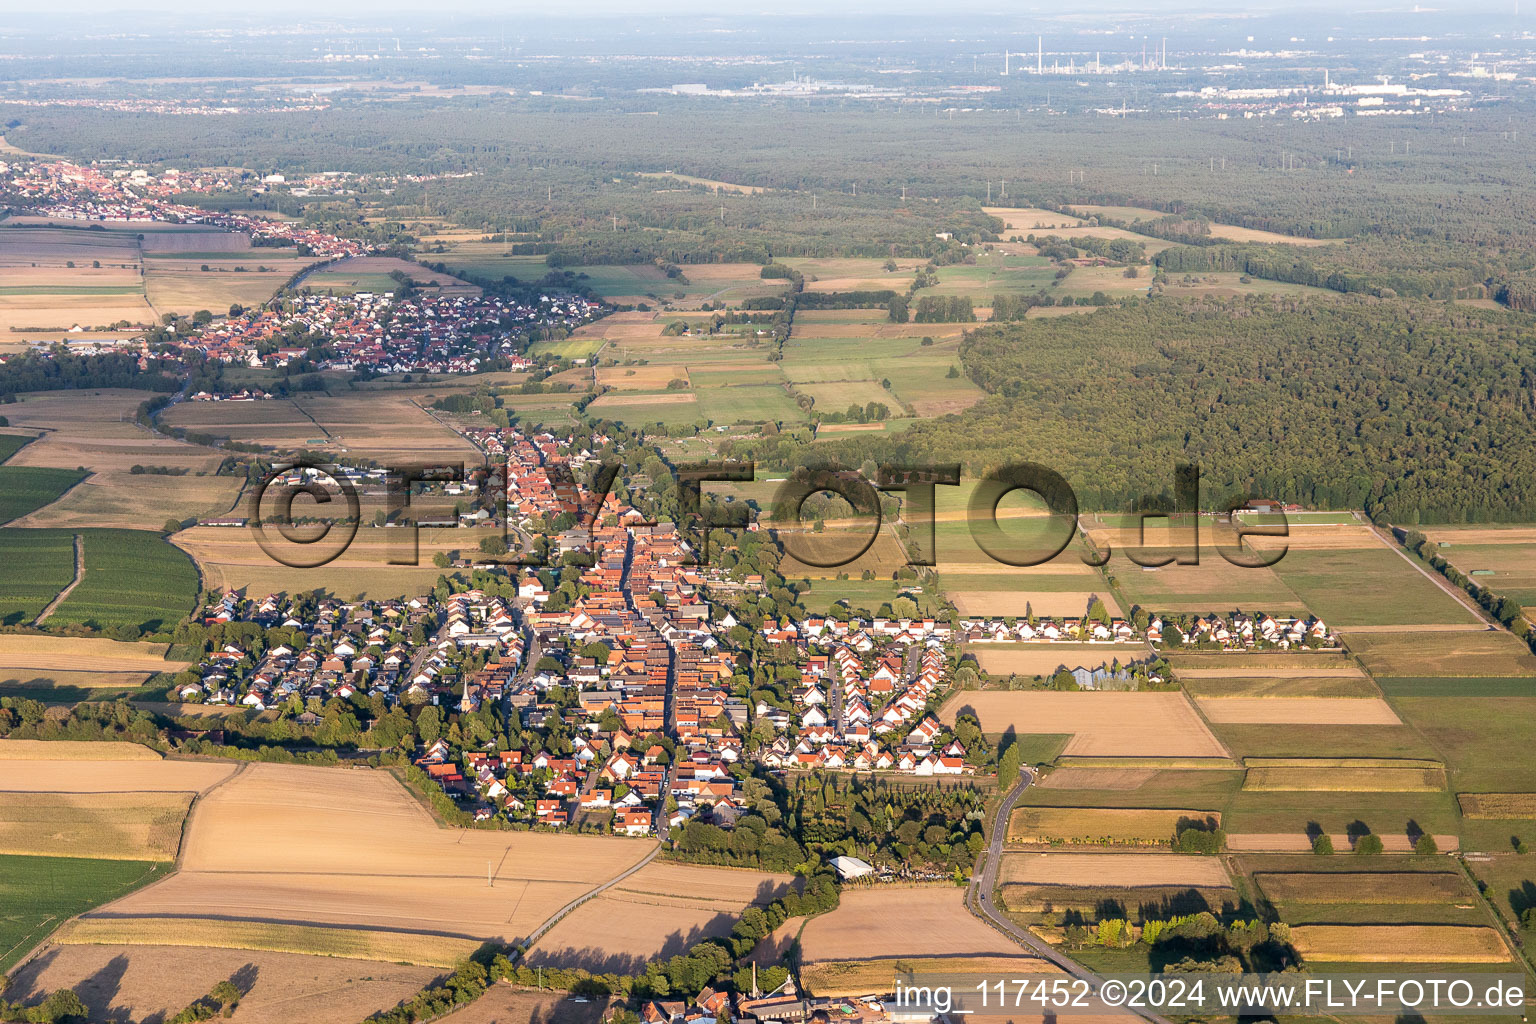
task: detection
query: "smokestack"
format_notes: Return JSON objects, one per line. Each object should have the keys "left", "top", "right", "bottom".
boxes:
{"left": 1038, "top": 36, "right": 1044, "bottom": 76}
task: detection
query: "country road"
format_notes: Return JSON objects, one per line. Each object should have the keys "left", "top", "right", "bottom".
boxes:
{"left": 1368, "top": 520, "right": 1500, "bottom": 629}
{"left": 967, "top": 769, "right": 1174, "bottom": 1024}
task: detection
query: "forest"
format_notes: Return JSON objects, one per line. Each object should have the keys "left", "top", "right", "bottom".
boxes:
{"left": 816, "top": 295, "right": 1536, "bottom": 523}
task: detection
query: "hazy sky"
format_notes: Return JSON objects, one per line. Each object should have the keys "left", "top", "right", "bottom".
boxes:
{"left": 0, "top": 0, "right": 1467, "bottom": 16}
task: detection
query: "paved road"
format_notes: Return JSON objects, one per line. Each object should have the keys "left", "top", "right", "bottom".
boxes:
{"left": 968, "top": 769, "right": 1174, "bottom": 1024}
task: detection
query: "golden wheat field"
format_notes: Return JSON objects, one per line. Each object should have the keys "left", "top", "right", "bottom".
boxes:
{"left": 941, "top": 690, "right": 1228, "bottom": 758}
{"left": 998, "top": 852, "right": 1233, "bottom": 889}
{"left": 1289, "top": 925, "right": 1510, "bottom": 963}
{"left": 1456, "top": 793, "right": 1536, "bottom": 819}
{"left": 798, "top": 888, "right": 1024, "bottom": 964}
{"left": 0, "top": 739, "right": 165, "bottom": 762}
{"left": 527, "top": 861, "right": 791, "bottom": 969}
{"left": 1242, "top": 767, "right": 1445, "bottom": 792}
{"left": 1006, "top": 807, "right": 1218, "bottom": 845}
{"left": 7, "top": 943, "right": 443, "bottom": 1024}
{"left": 1256, "top": 872, "right": 1472, "bottom": 905}
{"left": 0, "top": 635, "right": 188, "bottom": 673}
{"left": 0, "top": 791, "right": 191, "bottom": 860}
{"left": 89, "top": 762, "right": 649, "bottom": 955}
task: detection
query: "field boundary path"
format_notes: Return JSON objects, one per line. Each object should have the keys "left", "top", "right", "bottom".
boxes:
{"left": 968, "top": 769, "right": 1174, "bottom": 1024}
{"left": 520, "top": 839, "right": 662, "bottom": 951}
{"left": 1371, "top": 521, "right": 1500, "bottom": 629}
{"left": 31, "top": 532, "right": 82, "bottom": 626}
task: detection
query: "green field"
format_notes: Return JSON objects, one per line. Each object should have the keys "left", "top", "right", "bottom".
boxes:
{"left": 1375, "top": 677, "right": 1536, "bottom": 697}
{"left": 0, "top": 854, "right": 165, "bottom": 972}
{"left": 1222, "top": 789, "right": 1461, "bottom": 838}
{"left": 1272, "top": 548, "right": 1480, "bottom": 626}
{"left": 49, "top": 528, "right": 199, "bottom": 634}
{"left": 0, "top": 528, "right": 76, "bottom": 626}
{"left": 0, "top": 467, "right": 87, "bottom": 525}
{"left": 0, "top": 433, "right": 34, "bottom": 463}
{"left": 696, "top": 384, "right": 806, "bottom": 424}
{"left": 1394, "top": 697, "right": 1536, "bottom": 794}
{"left": 0, "top": 285, "right": 142, "bottom": 296}
{"left": 528, "top": 337, "right": 607, "bottom": 360}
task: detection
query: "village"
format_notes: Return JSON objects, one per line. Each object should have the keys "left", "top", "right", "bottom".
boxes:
{"left": 173, "top": 289, "right": 594, "bottom": 375}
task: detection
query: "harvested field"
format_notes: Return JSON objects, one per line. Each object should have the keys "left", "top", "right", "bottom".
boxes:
{"left": 799, "top": 888, "right": 1026, "bottom": 963}
{"left": 941, "top": 690, "right": 1228, "bottom": 758}
{"left": 527, "top": 861, "right": 790, "bottom": 972}
{"left": 588, "top": 391, "right": 696, "bottom": 408}
{"left": 1006, "top": 807, "right": 1218, "bottom": 845}
{"left": 998, "top": 852, "right": 1232, "bottom": 889}
{"left": 1181, "top": 675, "right": 1380, "bottom": 699}
{"left": 1243, "top": 766, "right": 1445, "bottom": 792}
{"left": 3, "top": 389, "right": 235, "bottom": 529}
{"left": 1344, "top": 629, "right": 1536, "bottom": 678}
{"left": 966, "top": 643, "right": 1152, "bottom": 678}
{"left": 0, "top": 792, "right": 191, "bottom": 860}
{"left": 801, "top": 956, "right": 1049, "bottom": 999}
{"left": 0, "top": 754, "right": 234, "bottom": 793}
{"left": 0, "top": 635, "right": 187, "bottom": 673}
{"left": 1457, "top": 793, "right": 1536, "bottom": 819}
{"left": 8, "top": 944, "right": 442, "bottom": 1024}
{"left": 1256, "top": 872, "right": 1472, "bottom": 905}
{"left": 1226, "top": 833, "right": 1460, "bottom": 853}
{"left": 982, "top": 206, "right": 1089, "bottom": 231}
{"left": 1033, "top": 768, "right": 1156, "bottom": 791}
{"left": 1289, "top": 924, "right": 1510, "bottom": 963}
{"left": 437, "top": 987, "right": 613, "bottom": 1024}
{"left": 1196, "top": 698, "right": 1400, "bottom": 725}
{"left": 0, "top": 740, "right": 163, "bottom": 761}
{"left": 1001, "top": 884, "right": 1238, "bottom": 917}
{"left": 89, "top": 762, "right": 649, "bottom": 956}
{"left": 56, "top": 918, "right": 480, "bottom": 969}
{"left": 595, "top": 365, "right": 688, "bottom": 389}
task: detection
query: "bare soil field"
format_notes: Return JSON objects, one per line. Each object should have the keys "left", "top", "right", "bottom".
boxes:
{"left": 312, "top": 256, "right": 480, "bottom": 295}
{"left": 1343, "top": 630, "right": 1536, "bottom": 678}
{"left": 942, "top": 690, "right": 1228, "bottom": 758}
{"left": 0, "top": 754, "right": 235, "bottom": 793}
{"left": 1006, "top": 807, "right": 1218, "bottom": 845}
{"left": 0, "top": 791, "right": 191, "bottom": 860}
{"left": 1457, "top": 793, "right": 1536, "bottom": 819}
{"left": 965, "top": 644, "right": 1153, "bottom": 678}
{"left": 802, "top": 956, "right": 1051, "bottom": 1000}
{"left": 950, "top": 590, "right": 1119, "bottom": 618}
{"left": 798, "top": 887, "right": 1025, "bottom": 963}
{"left": 1195, "top": 697, "right": 1401, "bottom": 725}
{"left": 527, "top": 861, "right": 790, "bottom": 972}
{"left": 1256, "top": 872, "right": 1472, "bottom": 904}
{"left": 998, "top": 852, "right": 1233, "bottom": 889}
{"left": 8, "top": 943, "right": 443, "bottom": 1024}
{"left": 91, "top": 763, "right": 649, "bottom": 956}
{"left": 1289, "top": 925, "right": 1510, "bottom": 963}
{"left": 587, "top": 392, "right": 696, "bottom": 408}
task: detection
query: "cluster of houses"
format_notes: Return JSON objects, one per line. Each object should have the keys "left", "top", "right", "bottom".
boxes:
{"left": 7, "top": 159, "right": 375, "bottom": 258}
{"left": 958, "top": 610, "right": 1335, "bottom": 651}
{"left": 173, "top": 290, "right": 588, "bottom": 374}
